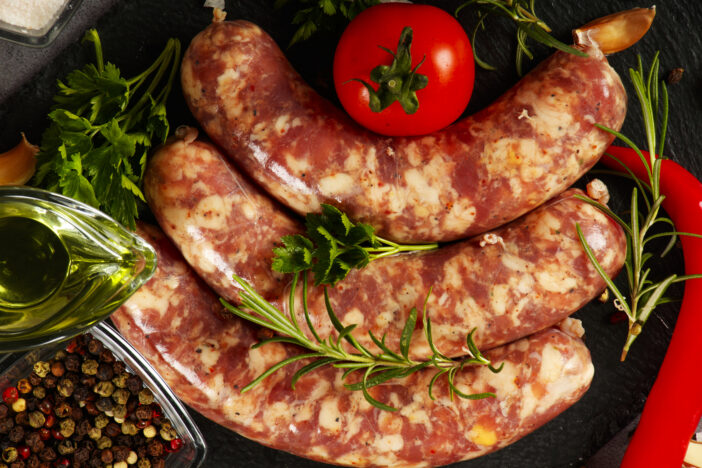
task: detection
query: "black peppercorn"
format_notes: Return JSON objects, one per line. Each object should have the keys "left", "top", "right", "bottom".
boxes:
{"left": 0, "top": 418, "right": 13, "bottom": 434}
{"left": 38, "top": 447, "right": 56, "bottom": 462}
{"left": 152, "top": 458, "right": 165, "bottom": 468}
{"left": 69, "top": 406, "right": 82, "bottom": 422}
{"left": 72, "top": 446, "right": 90, "bottom": 464}
{"left": 94, "top": 398, "right": 113, "bottom": 413}
{"left": 98, "top": 349, "right": 115, "bottom": 364}
{"left": 103, "top": 422, "right": 121, "bottom": 439}
{"left": 112, "top": 361, "right": 126, "bottom": 376}
{"left": 114, "top": 435, "right": 131, "bottom": 448}
{"left": 87, "top": 339, "right": 103, "bottom": 356}
{"left": 24, "top": 432, "right": 44, "bottom": 453}
{"left": 63, "top": 355, "right": 80, "bottom": 373}
{"left": 134, "top": 405, "right": 151, "bottom": 421}
{"left": 125, "top": 397, "right": 138, "bottom": 416}
{"left": 75, "top": 419, "right": 91, "bottom": 437}
{"left": 13, "top": 413, "right": 28, "bottom": 427}
{"left": 146, "top": 440, "right": 163, "bottom": 458}
{"left": 83, "top": 402, "right": 98, "bottom": 417}
{"left": 71, "top": 386, "right": 90, "bottom": 404}
{"left": 125, "top": 375, "right": 142, "bottom": 395}
{"left": 99, "top": 448, "right": 113, "bottom": 464}
{"left": 111, "top": 446, "right": 129, "bottom": 462}
{"left": 79, "top": 375, "right": 96, "bottom": 389}
{"left": 95, "top": 363, "right": 113, "bottom": 382}
{"left": 0, "top": 405, "right": 7, "bottom": 419}
{"left": 27, "top": 373, "right": 41, "bottom": 388}
{"left": 41, "top": 375, "right": 56, "bottom": 390}
{"left": 25, "top": 454, "right": 39, "bottom": 468}
{"left": 7, "top": 425, "right": 24, "bottom": 443}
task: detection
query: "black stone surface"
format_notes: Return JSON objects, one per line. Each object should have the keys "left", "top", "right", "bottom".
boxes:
{"left": 1, "top": 1, "right": 701, "bottom": 467}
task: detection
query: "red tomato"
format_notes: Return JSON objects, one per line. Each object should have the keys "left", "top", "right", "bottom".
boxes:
{"left": 333, "top": 3, "right": 474, "bottom": 136}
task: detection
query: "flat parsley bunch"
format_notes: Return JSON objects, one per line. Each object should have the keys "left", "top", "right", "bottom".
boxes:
{"left": 33, "top": 29, "right": 180, "bottom": 230}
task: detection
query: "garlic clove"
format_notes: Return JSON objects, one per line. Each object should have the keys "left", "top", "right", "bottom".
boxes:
{"left": 0, "top": 133, "right": 39, "bottom": 186}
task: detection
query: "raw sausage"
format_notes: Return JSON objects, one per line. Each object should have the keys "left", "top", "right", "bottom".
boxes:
{"left": 181, "top": 18, "right": 626, "bottom": 243}
{"left": 144, "top": 130, "right": 626, "bottom": 359}
{"left": 112, "top": 222, "right": 596, "bottom": 467}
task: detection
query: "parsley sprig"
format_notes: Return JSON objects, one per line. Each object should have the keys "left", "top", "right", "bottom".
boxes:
{"left": 275, "top": 0, "right": 380, "bottom": 46}
{"left": 33, "top": 29, "right": 181, "bottom": 230}
{"left": 576, "top": 54, "right": 702, "bottom": 360}
{"left": 222, "top": 272, "right": 502, "bottom": 411}
{"left": 272, "top": 204, "right": 438, "bottom": 286}
{"left": 456, "top": 0, "right": 587, "bottom": 75}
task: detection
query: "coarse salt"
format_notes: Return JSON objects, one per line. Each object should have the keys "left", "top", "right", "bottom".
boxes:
{"left": 0, "top": 0, "right": 68, "bottom": 31}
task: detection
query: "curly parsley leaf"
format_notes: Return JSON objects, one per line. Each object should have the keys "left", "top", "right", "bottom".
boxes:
{"left": 272, "top": 204, "right": 438, "bottom": 286}
{"left": 32, "top": 29, "right": 180, "bottom": 230}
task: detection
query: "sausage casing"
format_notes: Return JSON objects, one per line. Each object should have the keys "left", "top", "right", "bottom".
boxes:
{"left": 181, "top": 19, "right": 626, "bottom": 243}
{"left": 113, "top": 223, "right": 595, "bottom": 467}
{"left": 144, "top": 133, "right": 626, "bottom": 358}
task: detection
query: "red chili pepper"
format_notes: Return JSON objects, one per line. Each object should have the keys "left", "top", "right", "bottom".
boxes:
{"left": 603, "top": 146, "right": 702, "bottom": 467}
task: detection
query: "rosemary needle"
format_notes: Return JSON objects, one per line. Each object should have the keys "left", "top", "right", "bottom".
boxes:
{"left": 577, "top": 53, "right": 702, "bottom": 360}
{"left": 221, "top": 272, "right": 502, "bottom": 411}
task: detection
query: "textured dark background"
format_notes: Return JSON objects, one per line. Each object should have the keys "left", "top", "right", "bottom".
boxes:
{"left": 1, "top": 1, "right": 701, "bottom": 467}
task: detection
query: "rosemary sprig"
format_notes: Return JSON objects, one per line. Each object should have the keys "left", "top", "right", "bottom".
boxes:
{"left": 576, "top": 53, "right": 702, "bottom": 361}
{"left": 455, "top": 0, "right": 587, "bottom": 75}
{"left": 221, "top": 272, "right": 502, "bottom": 411}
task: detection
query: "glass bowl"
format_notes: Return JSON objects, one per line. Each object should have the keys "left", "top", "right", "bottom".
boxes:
{"left": 0, "top": 186, "right": 157, "bottom": 353}
{"left": 0, "top": 321, "right": 208, "bottom": 467}
{"left": 0, "top": 0, "right": 83, "bottom": 47}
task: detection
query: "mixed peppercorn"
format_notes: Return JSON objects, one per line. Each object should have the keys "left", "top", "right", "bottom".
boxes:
{"left": 0, "top": 333, "right": 184, "bottom": 468}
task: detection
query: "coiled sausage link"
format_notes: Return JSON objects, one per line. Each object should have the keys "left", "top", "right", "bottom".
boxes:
{"left": 112, "top": 222, "right": 595, "bottom": 467}
{"left": 144, "top": 130, "right": 626, "bottom": 359}
{"left": 181, "top": 18, "right": 626, "bottom": 243}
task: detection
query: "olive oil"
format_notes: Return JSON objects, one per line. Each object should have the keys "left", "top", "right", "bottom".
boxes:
{"left": 0, "top": 187, "right": 156, "bottom": 352}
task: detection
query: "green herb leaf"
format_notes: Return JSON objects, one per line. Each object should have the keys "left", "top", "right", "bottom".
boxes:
{"left": 31, "top": 29, "right": 180, "bottom": 230}
{"left": 456, "top": 0, "right": 587, "bottom": 75}
{"left": 579, "top": 54, "right": 702, "bottom": 360}
{"left": 272, "top": 204, "right": 437, "bottom": 285}
{"left": 222, "top": 273, "right": 500, "bottom": 411}
{"left": 276, "top": 0, "right": 381, "bottom": 46}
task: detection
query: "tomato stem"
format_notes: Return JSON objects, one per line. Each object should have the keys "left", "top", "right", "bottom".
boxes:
{"left": 346, "top": 27, "right": 428, "bottom": 115}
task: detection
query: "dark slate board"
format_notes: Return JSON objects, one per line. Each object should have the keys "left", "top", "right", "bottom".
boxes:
{"left": 1, "top": 1, "right": 701, "bottom": 467}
